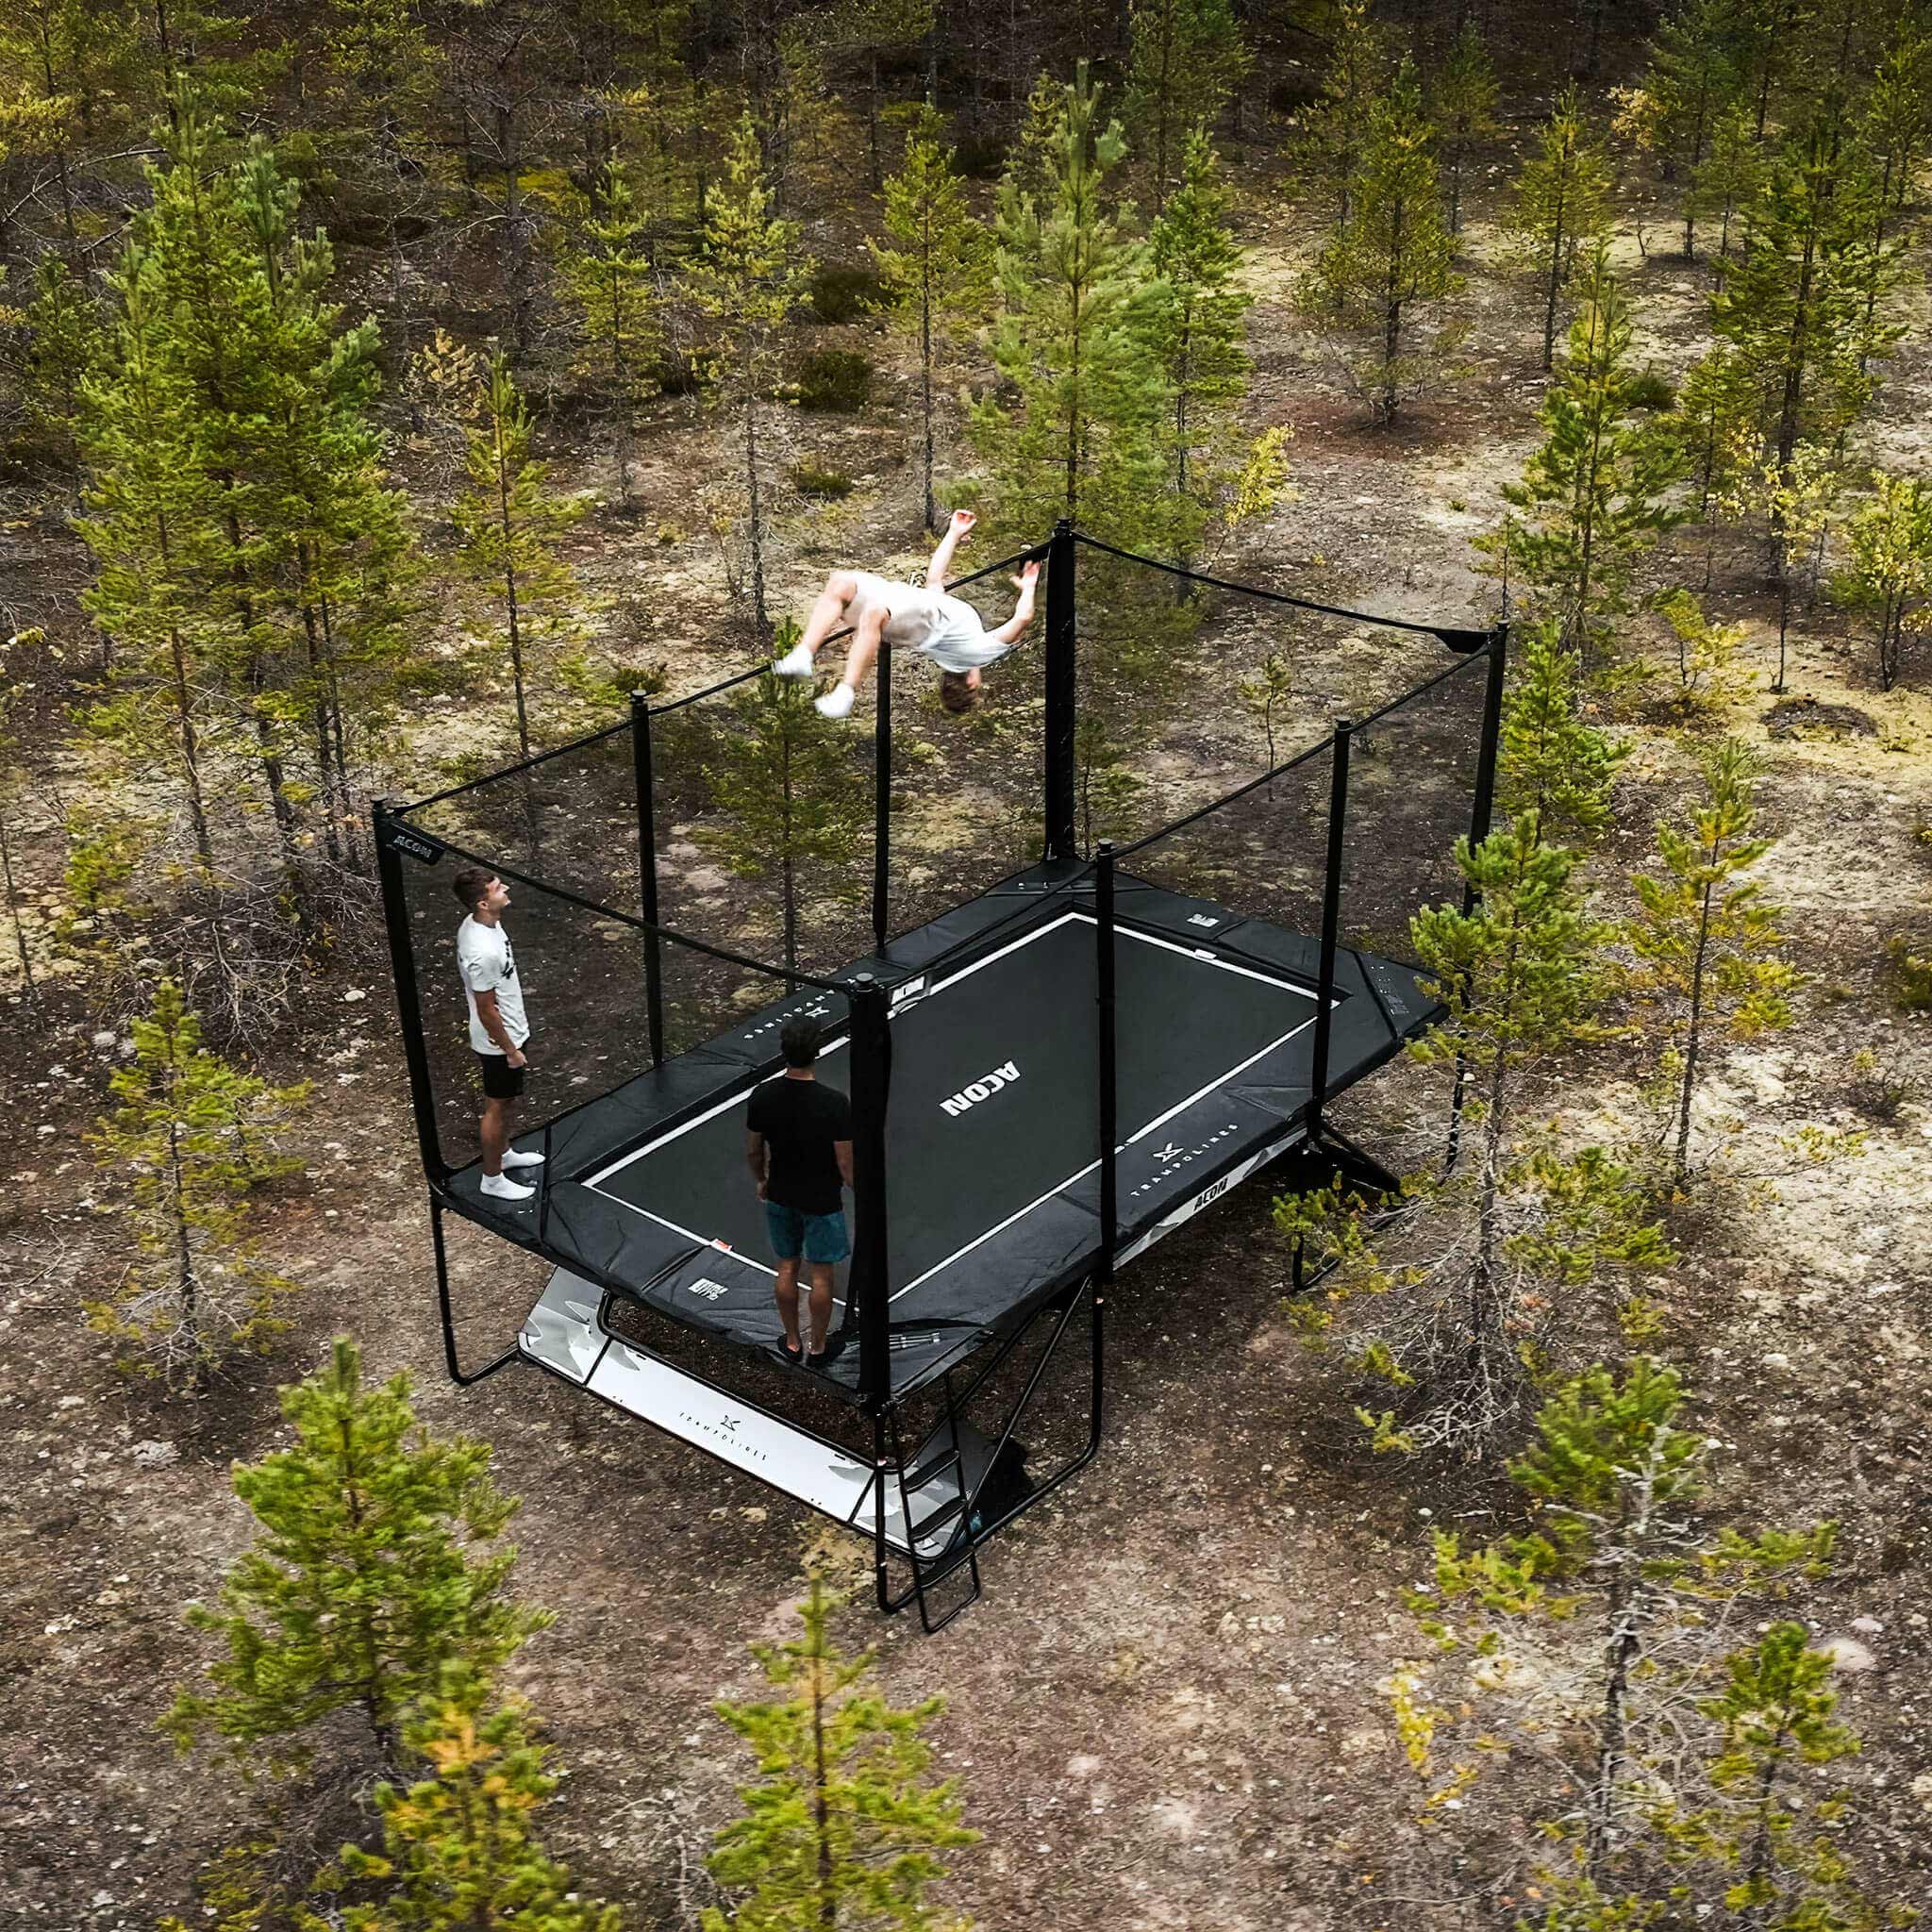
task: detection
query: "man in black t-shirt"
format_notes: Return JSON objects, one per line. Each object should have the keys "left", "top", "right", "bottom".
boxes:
{"left": 744, "top": 1015, "right": 854, "bottom": 1365}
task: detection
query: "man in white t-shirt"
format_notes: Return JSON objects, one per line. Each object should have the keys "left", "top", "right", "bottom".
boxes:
{"left": 452, "top": 866, "right": 544, "bottom": 1203}
{"left": 771, "top": 509, "right": 1039, "bottom": 719}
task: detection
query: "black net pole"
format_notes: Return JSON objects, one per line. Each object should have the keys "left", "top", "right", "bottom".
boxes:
{"left": 1307, "top": 722, "right": 1354, "bottom": 1138}
{"left": 848, "top": 975, "right": 893, "bottom": 1406}
{"left": 873, "top": 637, "right": 892, "bottom": 952}
{"left": 1042, "top": 518, "right": 1077, "bottom": 861}
{"left": 374, "top": 798, "right": 449, "bottom": 1184}
{"left": 629, "top": 691, "right": 666, "bottom": 1067}
{"left": 1095, "top": 844, "right": 1118, "bottom": 1276}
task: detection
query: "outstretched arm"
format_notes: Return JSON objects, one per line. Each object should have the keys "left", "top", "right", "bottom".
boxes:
{"left": 985, "top": 560, "right": 1040, "bottom": 648}
{"left": 924, "top": 508, "right": 976, "bottom": 588}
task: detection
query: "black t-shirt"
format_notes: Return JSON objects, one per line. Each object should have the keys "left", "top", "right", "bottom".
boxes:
{"left": 746, "top": 1075, "right": 852, "bottom": 1216}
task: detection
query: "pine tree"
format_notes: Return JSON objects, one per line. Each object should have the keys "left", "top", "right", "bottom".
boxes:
{"left": 1859, "top": 25, "right": 1932, "bottom": 221}
{"left": 969, "top": 62, "right": 1166, "bottom": 545}
{"left": 23, "top": 252, "right": 103, "bottom": 487}
{"left": 702, "top": 1572, "right": 978, "bottom": 1932}
{"left": 561, "top": 164, "right": 660, "bottom": 509}
{"left": 83, "top": 981, "right": 308, "bottom": 1392}
{"left": 1672, "top": 341, "right": 1757, "bottom": 529}
{"left": 1296, "top": 0, "right": 1390, "bottom": 237}
{"left": 1626, "top": 739, "right": 1797, "bottom": 1191}
{"left": 700, "top": 642, "right": 870, "bottom": 974}
{"left": 1498, "top": 618, "right": 1626, "bottom": 846}
{"left": 1478, "top": 242, "right": 1686, "bottom": 658}
{"left": 686, "top": 111, "right": 809, "bottom": 633}
{"left": 1123, "top": 0, "right": 1248, "bottom": 217}
{"left": 819, "top": 0, "right": 933, "bottom": 193}
{"left": 1299, "top": 58, "right": 1460, "bottom": 425}
{"left": 1642, "top": 0, "right": 1744, "bottom": 260}
{"left": 1508, "top": 86, "right": 1614, "bottom": 372}
{"left": 1656, "top": 588, "right": 1751, "bottom": 716}
{"left": 1691, "top": 100, "right": 1760, "bottom": 289}
{"left": 1432, "top": 17, "right": 1499, "bottom": 239}
{"left": 1718, "top": 442, "right": 1838, "bottom": 690}
{"left": 1835, "top": 467, "right": 1932, "bottom": 691}
{"left": 452, "top": 357, "right": 587, "bottom": 760}
{"left": 871, "top": 106, "right": 991, "bottom": 533}
{"left": 1145, "top": 125, "right": 1254, "bottom": 567}
{"left": 163, "top": 1338, "right": 553, "bottom": 1771}
{"left": 314, "top": 1666, "right": 623, "bottom": 1932}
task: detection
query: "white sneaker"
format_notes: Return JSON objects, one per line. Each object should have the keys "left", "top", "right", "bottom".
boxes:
{"left": 500, "top": 1147, "right": 545, "bottom": 1169}
{"left": 814, "top": 682, "right": 856, "bottom": 720}
{"left": 480, "top": 1172, "right": 535, "bottom": 1202}
{"left": 773, "top": 641, "right": 816, "bottom": 678}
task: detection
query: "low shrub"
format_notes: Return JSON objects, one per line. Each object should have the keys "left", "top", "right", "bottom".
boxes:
{"left": 1626, "top": 366, "right": 1676, "bottom": 410}
{"left": 808, "top": 266, "right": 889, "bottom": 323}
{"left": 790, "top": 463, "right": 854, "bottom": 500}
{"left": 796, "top": 349, "right": 873, "bottom": 412}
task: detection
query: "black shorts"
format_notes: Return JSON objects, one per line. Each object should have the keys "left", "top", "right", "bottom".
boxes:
{"left": 476, "top": 1052, "right": 526, "bottom": 1100}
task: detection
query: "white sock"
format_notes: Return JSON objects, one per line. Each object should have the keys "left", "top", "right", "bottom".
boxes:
{"left": 480, "top": 1172, "right": 534, "bottom": 1201}
{"left": 773, "top": 641, "right": 816, "bottom": 678}
{"left": 501, "top": 1146, "right": 545, "bottom": 1168}
{"left": 814, "top": 682, "right": 856, "bottom": 720}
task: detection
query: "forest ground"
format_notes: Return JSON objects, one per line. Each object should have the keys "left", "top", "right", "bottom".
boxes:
{"left": 2, "top": 146, "right": 1930, "bottom": 1932}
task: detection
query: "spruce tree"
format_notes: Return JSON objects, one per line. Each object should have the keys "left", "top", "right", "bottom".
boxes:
{"left": 969, "top": 62, "right": 1166, "bottom": 545}
{"left": 702, "top": 1572, "right": 978, "bottom": 1932}
{"left": 83, "top": 980, "right": 308, "bottom": 1392}
{"left": 1145, "top": 125, "right": 1254, "bottom": 567}
{"left": 1498, "top": 618, "right": 1625, "bottom": 846}
{"left": 1626, "top": 739, "right": 1796, "bottom": 1191}
{"left": 1296, "top": 0, "right": 1390, "bottom": 237}
{"left": 1641, "top": 0, "right": 1743, "bottom": 260}
{"left": 1835, "top": 468, "right": 1932, "bottom": 691}
{"left": 1299, "top": 58, "right": 1459, "bottom": 426}
{"left": 871, "top": 107, "right": 991, "bottom": 533}
{"left": 164, "top": 1338, "right": 553, "bottom": 1771}
{"left": 1508, "top": 86, "right": 1614, "bottom": 372}
{"left": 452, "top": 357, "right": 587, "bottom": 759}
{"left": 686, "top": 111, "right": 808, "bottom": 633}
{"left": 700, "top": 641, "right": 869, "bottom": 974}
{"left": 1432, "top": 17, "right": 1499, "bottom": 239}
{"left": 561, "top": 164, "right": 660, "bottom": 510}
{"left": 1477, "top": 242, "right": 1687, "bottom": 661}
{"left": 314, "top": 1666, "right": 622, "bottom": 1932}
{"left": 1123, "top": 0, "right": 1248, "bottom": 217}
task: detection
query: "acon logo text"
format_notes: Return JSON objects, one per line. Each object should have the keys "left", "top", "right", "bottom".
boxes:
{"left": 940, "top": 1059, "right": 1021, "bottom": 1117}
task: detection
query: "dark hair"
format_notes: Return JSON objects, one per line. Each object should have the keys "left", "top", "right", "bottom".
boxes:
{"left": 451, "top": 865, "right": 497, "bottom": 913}
{"left": 779, "top": 1014, "right": 823, "bottom": 1069}
{"left": 938, "top": 670, "right": 978, "bottom": 714}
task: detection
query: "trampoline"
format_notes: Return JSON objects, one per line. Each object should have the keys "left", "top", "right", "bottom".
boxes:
{"left": 375, "top": 519, "right": 1507, "bottom": 1627}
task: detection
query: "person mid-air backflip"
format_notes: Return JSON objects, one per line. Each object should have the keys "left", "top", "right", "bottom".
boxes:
{"left": 772, "top": 509, "right": 1039, "bottom": 718}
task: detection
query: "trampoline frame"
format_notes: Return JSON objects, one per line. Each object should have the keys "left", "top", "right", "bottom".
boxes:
{"left": 374, "top": 519, "right": 1508, "bottom": 1627}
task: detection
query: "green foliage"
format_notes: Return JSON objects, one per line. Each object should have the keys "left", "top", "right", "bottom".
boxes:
{"left": 1833, "top": 468, "right": 1932, "bottom": 691}
{"left": 796, "top": 347, "right": 874, "bottom": 412}
{"left": 1508, "top": 86, "right": 1614, "bottom": 372}
{"left": 23, "top": 253, "right": 103, "bottom": 475}
{"left": 310, "top": 1665, "right": 622, "bottom": 1932}
{"left": 808, "top": 264, "right": 889, "bottom": 324}
{"left": 1624, "top": 368, "right": 1674, "bottom": 411}
{"left": 686, "top": 110, "right": 810, "bottom": 630}
{"left": 702, "top": 1572, "right": 977, "bottom": 1932}
{"left": 83, "top": 981, "right": 308, "bottom": 1392}
{"left": 790, "top": 462, "right": 854, "bottom": 500}
{"left": 700, "top": 637, "right": 869, "bottom": 973}
{"left": 1884, "top": 933, "right": 1932, "bottom": 1011}
{"left": 1655, "top": 589, "right": 1749, "bottom": 717}
{"left": 1672, "top": 343, "right": 1757, "bottom": 525}
{"left": 560, "top": 166, "right": 661, "bottom": 508}
{"left": 1123, "top": 0, "right": 1249, "bottom": 215}
{"left": 970, "top": 63, "right": 1168, "bottom": 548}
{"left": 872, "top": 104, "right": 992, "bottom": 530}
{"left": 1237, "top": 650, "right": 1294, "bottom": 769}
{"left": 163, "top": 1338, "right": 552, "bottom": 1772}
{"left": 451, "top": 356, "right": 587, "bottom": 758}
{"left": 1433, "top": 17, "right": 1500, "bottom": 237}
{"left": 1625, "top": 738, "right": 1797, "bottom": 1191}
{"left": 1478, "top": 242, "right": 1687, "bottom": 661}
{"left": 1294, "top": 0, "right": 1391, "bottom": 235}
{"left": 1299, "top": 58, "right": 1461, "bottom": 425}
{"left": 1499, "top": 618, "right": 1626, "bottom": 846}
{"left": 1639, "top": 0, "right": 1745, "bottom": 260}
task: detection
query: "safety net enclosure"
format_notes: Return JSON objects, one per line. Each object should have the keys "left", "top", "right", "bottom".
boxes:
{"left": 376, "top": 521, "right": 1506, "bottom": 1628}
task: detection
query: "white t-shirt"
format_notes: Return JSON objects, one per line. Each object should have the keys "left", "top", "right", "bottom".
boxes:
{"left": 845, "top": 571, "right": 1014, "bottom": 674}
{"left": 457, "top": 915, "right": 529, "bottom": 1056}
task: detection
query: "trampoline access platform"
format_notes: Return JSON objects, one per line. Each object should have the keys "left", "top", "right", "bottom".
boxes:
{"left": 441, "top": 861, "right": 1440, "bottom": 1407}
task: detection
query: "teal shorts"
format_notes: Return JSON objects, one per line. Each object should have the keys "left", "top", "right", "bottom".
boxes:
{"left": 765, "top": 1202, "right": 850, "bottom": 1265}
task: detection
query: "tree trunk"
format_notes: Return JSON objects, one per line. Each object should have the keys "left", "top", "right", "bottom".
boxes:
{"left": 166, "top": 1109, "right": 202, "bottom": 1392}
{"left": 0, "top": 797, "right": 33, "bottom": 996}
{"left": 1542, "top": 181, "right": 1568, "bottom": 371}
{"left": 920, "top": 254, "right": 937, "bottom": 532}
{"left": 1674, "top": 876, "right": 1715, "bottom": 1186}
{"left": 810, "top": 1650, "right": 836, "bottom": 1929}
{"left": 742, "top": 359, "right": 768, "bottom": 632}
